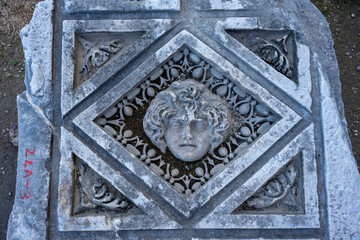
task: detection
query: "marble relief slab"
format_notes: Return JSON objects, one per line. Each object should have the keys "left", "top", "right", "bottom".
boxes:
{"left": 7, "top": 0, "right": 360, "bottom": 239}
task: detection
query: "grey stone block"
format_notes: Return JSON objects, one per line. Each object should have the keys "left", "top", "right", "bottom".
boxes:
{"left": 7, "top": 93, "right": 52, "bottom": 240}
{"left": 8, "top": 0, "right": 360, "bottom": 239}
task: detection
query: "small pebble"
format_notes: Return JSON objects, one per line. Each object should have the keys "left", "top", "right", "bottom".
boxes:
{"left": 345, "top": 52, "right": 350, "bottom": 56}
{"left": 9, "top": 192, "right": 12, "bottom": 196}
{"left": 2, "top": 171, "right": 5, "bottom": 175}
{"left": 351, "top": 13, "right": 355, "bottom": 18}
{"left": 354, "top": 130, "right": 358, "bottom": 136}
{"left": 356, "top": 66, "right": 360, "bottom": 71}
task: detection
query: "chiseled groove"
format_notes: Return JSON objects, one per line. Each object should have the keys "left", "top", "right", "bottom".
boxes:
{"left": 198, "top": 9, "right": 269, "bottom": 18}
{"left": 310, "top": 53, "right": 329, "bottom": 239}
{"left": 187, "top": 118, "right": 312, "bottom": 225}
{"left": 62, "top": 10, "right": 267, "bottom": 21}
{"left": 56, "top": 228, "right": 320, "bottom": 240}
{"left": 116, "top": 228, "right": 320, "bottom": 239}
{"left": 63, "top": 11, "right": 180, "bottom": 21}
{"left": 50, "top": 0, "right": 66, "bottom": 239}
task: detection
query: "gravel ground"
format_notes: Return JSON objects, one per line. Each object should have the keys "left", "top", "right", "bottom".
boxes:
{"left": 0, "top": 0, "right": 359, "bottom": 239}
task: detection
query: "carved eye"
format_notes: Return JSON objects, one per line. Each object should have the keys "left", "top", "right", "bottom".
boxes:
{"left": 170, "top": 121, "right": 183, "bottom": 130}
{"left": 192, "top": 121, "right": 207, "bottom": 132}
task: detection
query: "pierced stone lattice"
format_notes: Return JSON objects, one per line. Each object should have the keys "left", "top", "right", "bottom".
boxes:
{"left": 95, "top": 47, "right": 280, "bottom": 197}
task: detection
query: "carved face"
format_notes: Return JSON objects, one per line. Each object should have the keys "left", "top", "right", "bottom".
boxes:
{"left": 165, "top": 114, "right": 212, "bottom": 162}
{"left": 143, "top": 79, "right": 231, "bottom": 162}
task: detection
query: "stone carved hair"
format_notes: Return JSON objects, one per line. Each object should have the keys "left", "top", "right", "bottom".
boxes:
{"left": 143, "top": 79, "right": 231, "bottom": 154}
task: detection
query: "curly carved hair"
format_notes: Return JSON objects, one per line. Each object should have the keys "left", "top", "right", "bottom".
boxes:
{"left": 143, "top": 79, "right": 232, "bottom": 154}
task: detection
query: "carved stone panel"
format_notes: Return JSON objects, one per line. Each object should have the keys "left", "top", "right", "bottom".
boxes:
{"left": 7, "top": 0, "right": 360, "bottom": 239}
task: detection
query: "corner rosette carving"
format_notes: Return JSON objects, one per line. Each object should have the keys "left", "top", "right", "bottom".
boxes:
{"left": 248, "top": 36, "right": 293, "bottom": 79}
{"left": 244, "top": 163, "right": 297, "bottom": 209}
{"left": 78, "top": 36, "right": 124, "bottom": 76}
{"left": 75, "top": 161, "right": 134, "bottom": 212}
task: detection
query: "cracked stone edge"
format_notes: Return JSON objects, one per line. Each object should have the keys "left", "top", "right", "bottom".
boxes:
{"left": 7, "top": 0, "right": 53, "bottom": 239}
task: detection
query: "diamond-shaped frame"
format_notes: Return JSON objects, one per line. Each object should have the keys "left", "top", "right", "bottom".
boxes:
{"left": 73, "top": 30, "right": 302, "bottom": 217}
{"left": 94, "top": 45, "right": 281, "bottom": 198}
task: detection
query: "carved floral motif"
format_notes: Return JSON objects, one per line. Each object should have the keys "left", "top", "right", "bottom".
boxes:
{"left": 227, "top": 31, "right": 296, "bottom": 80}
{"left": 244, "top": 163, "right": 297, "bottom": 209}
{"left": 75, "top": 160, "right": 134, "bottom": 212}
{"left": 247, "top": 35, "right": 293, "bottom": 79}
{"left": 78, "top": 36, "right": 124, "bottom": 77}
{"left": 95, "top": 47, "right": 279, "bottom": 196}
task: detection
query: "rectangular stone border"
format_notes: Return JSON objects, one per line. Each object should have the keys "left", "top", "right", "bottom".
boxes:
{"left": 64, "top": 0, "right": 180, "bottom": 13}
{"left": 61, "top": 19, "right": 175, "bottom": 115}
{"left": 196, "top": 124, "right": 320, "bottom": 229}
{"left": 319, "top": 67, "right": 360, "bottom": 239}
{"left": 73, "top": 30, "right": 302, "bottom": 217}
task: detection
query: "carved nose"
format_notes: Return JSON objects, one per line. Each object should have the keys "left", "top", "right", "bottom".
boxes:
{"left": 182, "top": 124, "right": 193, "bottom": 141}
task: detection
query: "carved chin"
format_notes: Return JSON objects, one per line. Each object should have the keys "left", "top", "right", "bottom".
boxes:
{"left": 168, "top": 145, "right": 209, "bottom": 162}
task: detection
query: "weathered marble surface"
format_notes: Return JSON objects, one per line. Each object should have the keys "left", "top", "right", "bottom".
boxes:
{"left": 8, "top": 0, "right": 360, "bottom": 239}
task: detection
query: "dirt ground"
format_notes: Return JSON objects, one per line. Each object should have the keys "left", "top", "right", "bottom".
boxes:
{"left": 0, "top": 0, "right": 359, "bottom": 238}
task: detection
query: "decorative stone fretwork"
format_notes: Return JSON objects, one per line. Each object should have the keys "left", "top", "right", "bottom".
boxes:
{"left": 73, "top": 157, "right": 137, "bottom": 214}
{"left": 95, "top": 47, "right": 280, "bottom": 197}
{"left": 227, "top": 30, "right": 296, "bottom": 81}
{"left": 232, "top": 155, "right": 304, "bottom": 214}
